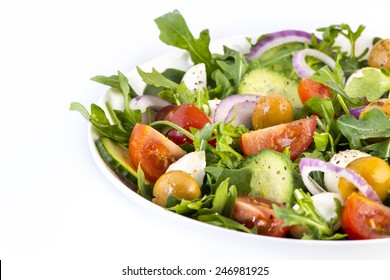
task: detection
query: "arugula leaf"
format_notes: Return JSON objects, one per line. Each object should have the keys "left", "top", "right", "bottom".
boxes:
{"left": 143, "top": 68, "right": 185, "bottom": 96}
{"left": 306, "top": 96, "right": 334, "bottom": 116}
{"left": 154, "top": 10, "right": 215, "bottom": 78}
{"left": 317, "top": 24, "right": 367, "bottom": 59}
{"left": 197, "top": 213, "right": 254, "bottom": 233}
{"left": 250, "top": 42, "right": 306, "bottom": 79}
{"left": 154, "top": 10, "right": 248, "bottom": 98}
{"left": 205, "top": 166, "right": 252, "bottom": 195}
{"left": 168, "top": 195, "right": 214, "bottom": 216}
{"left": 70, "top": 102, "right": 131, "bottom": 144}
{"left": 137, "top": 67, "right": 178, "bottom": 89}
{"left": 363, "top": 139, "right": 390, "bottom": 161}
{"left": 210, "top": 70, "right": 233, "bottom": 99}
{"left": 71, "top": 71, "right": 143, "bottom": 145}
{"left": 213, "top": 122, "right": 247, "bottom": 168}
{"left": 136, "top": 165, "right": 153, "bottom": 200}
{"left": 192, "top": 123, "right": 214, "bottom": 152}
{"left": 208, "top": 179, "right": 233, "bottom": 215}
{"left": 316, "top": 24, "right": 369, "bottom": 78}
{"left": 311, "top": 62, "right": 363, "bottom": 108}
{"left": 345, "top": 68, "right": 390, "bottom": 102}
{"left": 214, "top": 46, "right": 248, "bottom": 90}
{"left": 273, "top": 189, "right": 346, "bottom": 240}
{"left": 90, "top": 75, "right": 138, "bottom": 98}
{"left": 169, "top": 178, "right": 237, "bottom": 219}
{"left": 336, "top": 108, "right": 390, "bottom": 149}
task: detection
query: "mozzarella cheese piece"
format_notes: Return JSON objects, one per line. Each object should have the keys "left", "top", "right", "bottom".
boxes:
{"left": 166, "top": 151, "right": 206, "bottom": 186}
{"left": 324, "top": 149, "right": 370, "bottom": 193}
{"left": 312, "top": 192, "right": 343, "bottom": 231}
{"left": 182, "top": 63, "right": 207, "bottom": 92}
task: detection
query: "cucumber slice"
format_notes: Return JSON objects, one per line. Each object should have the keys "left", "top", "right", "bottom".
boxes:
{"left": 95, "top": 137, "right": 139, "bottom": 190}
{"left": 238, "top": 68, "right": 302, "bottom": 108}
{"left": 240, "top": 149, "right": 295, "bottom": 206}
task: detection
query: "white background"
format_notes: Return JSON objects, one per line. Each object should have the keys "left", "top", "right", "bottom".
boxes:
{"left": 1, "top": 0, "right": 389, "bottom": 279}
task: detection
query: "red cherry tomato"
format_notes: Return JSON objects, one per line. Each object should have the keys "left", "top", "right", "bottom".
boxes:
{"left": 298, "top": 78, "right": 332, "bottom": 104}
{"left": 232, "top": 195, "right": 288, "bottom": 237}
{"left": 239, "top": 117, "right": 316, "bottom": 161}
{"left": 341, "top": 192, "right": 390, "bottom": 240}
{"left": 129, "top": 123, "right": 186, "bottom": 182}
{"left": 163, "top": 104, "right": 212, "bottom": 145}
{"left": 154, "top": 104, "right": 177, "bottom": 121}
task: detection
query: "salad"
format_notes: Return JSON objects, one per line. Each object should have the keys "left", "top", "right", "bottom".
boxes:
{"left": 71, "top": 10, "right": 390, "bottom": 240}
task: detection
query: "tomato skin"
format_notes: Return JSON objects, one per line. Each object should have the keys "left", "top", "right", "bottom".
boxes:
{"left": 129, "top": 123, "right": 186, "bottom": 182}
{"left": 163, "top": 104, "right": 214, "bottom": 146}
{"left": 298, "top": 78, "right": 332, "bottom": 104}
{"left": 341, "top": 193, "right": 390, "bottom": 240}
{"left": 154, "top": 104, "right": 177, "bottom": 121}
{"left": 232, "top": 195, "right": 288, "bottom": 237}
{"left": 239, "top": 117, "right": 316, "bottom": 161}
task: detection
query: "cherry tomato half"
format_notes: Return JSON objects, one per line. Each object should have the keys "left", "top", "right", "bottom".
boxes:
{"left": 252, "top": 94, "right": 294, "bottom": 130}
{"left": 154, "top": 104, "right": 177, "bottom": 121}
{"left": 163, "top": 103, "right": 213, "bottom": 146}
{"left": 239, "top": 117, "right": 316, "bottom": 161}
{"left": 339, "top": 156, "right": 390, "bottom": 202}
{"left": 298, "top": 78, "right": 332, "bottom": 104}
{"left": 341, "top": 192, "right": 390, "bottom": 240}
{"left": 129, "top": 123, "right": 186, "bottom": 182}
{"left": 232, "top": 195, "right": 288, "bottom": 237}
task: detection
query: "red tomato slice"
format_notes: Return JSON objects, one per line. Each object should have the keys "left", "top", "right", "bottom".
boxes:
{"left": 129, "top": 123, "right": 186, "bottom": 182}
{"left": 298, "top": 78, "right": 332, "bottom": 104}
{"left": 232, "top": 195, "right": 288, "bottom": 237}
{"left": 341, "top": 193, "right": 390, "bottom": 240}
{"left": 239, "top": 118, "right": 316, "bottom": 161}
{"left": 163, "top": 104, "right": 212, "bottom": 145}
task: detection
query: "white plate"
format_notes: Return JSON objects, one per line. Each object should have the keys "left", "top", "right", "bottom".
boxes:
{"left": 88, "top": 34, "right": 390, "bottom": 260}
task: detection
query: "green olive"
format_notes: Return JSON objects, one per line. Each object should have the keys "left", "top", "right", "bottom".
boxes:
{"left": 368, "top": 39, "right": 390, "bottom": 71}
{"left": 152, "top": 170, "right": 201, "bottom": 207}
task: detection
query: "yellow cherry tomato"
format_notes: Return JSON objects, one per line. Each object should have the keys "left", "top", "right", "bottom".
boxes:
{"left": 368, "top": 39, "right": 390, "bottom": 71}
{"left": 359, "top": 98, "right": 390, "bottom": 118}
{"left": 152, "top": 170, "right": 201, "bottom": 207}
{"left": 339, "top": 156, "right": 390, "bottom": 201}
{"left": 251, "top": 94, "right": 294, "bottom": 130}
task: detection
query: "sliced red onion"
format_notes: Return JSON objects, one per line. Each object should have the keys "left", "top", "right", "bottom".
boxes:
{"left": 129, "top": 95, "right": 172, "bottom": 113}
{"left": 247, "top": 30, "right": 313, "bottom": 61}
{"left": 224, "top": 101, "right": 256, "bottom": 127}
{"left": 348, "top": 106, "right": 365, "bottom": 118}
{"left": 214, "top": 94, "right": 262, "bottom": 123}
{"left": 292, "top": 49, "right": 337, "bottom": 79}
{"left": 299, "top": 158, "right": 381, "bottom": 202}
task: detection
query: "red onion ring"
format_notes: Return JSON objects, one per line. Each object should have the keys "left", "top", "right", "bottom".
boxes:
{"left": 299, "top": 158, "right": 381, "bottom": 203}
{"left": 292, "top": 49, "right": 338, "bottom": 79}
{"left": 247, "top": 30, "right": 313, "bottom": 61}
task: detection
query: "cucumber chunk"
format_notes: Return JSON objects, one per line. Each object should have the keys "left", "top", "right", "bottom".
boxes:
{"left": 240, "top": 149, "right": 295, "bottom": 206}
{"left": 238, "top": 68, "right": 302, "bottom": 108}
{"left": 95, "top": 137, "right": 139, "bottom": 190}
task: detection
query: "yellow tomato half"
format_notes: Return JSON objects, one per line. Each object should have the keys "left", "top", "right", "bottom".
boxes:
{"left": 251, "top": 94, "right": 294, "bottom": 130}
{"left": 339, "top": 156, "right": 390, "bottom": 201}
